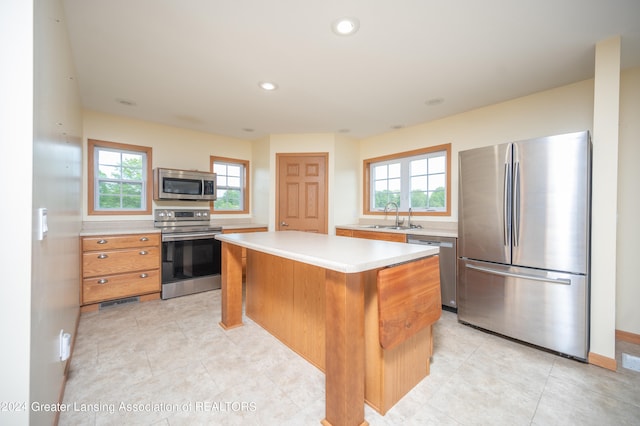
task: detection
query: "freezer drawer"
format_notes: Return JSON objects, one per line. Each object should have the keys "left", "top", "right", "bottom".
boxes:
{"left": 458, "top": 259, "right": 589, "bottom": 360}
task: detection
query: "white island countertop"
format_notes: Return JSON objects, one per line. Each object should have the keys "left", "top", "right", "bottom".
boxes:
{"left": 216, "top": 231, "right": 439, "bottom": 273}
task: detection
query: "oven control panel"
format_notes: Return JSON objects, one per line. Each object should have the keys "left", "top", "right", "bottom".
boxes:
{"left": 154, "top": 209, "right": 210, "bottom": 223}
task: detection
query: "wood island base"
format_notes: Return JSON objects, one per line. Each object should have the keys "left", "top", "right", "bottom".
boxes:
{"left": 244, "top": 250, "right": 437, "bottom": 416}
{"left": 216, "top": 233, "right": 441, "bottom": 426}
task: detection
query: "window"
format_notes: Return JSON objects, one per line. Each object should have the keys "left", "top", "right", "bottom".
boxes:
{"left": 211, "top": 156, "right": 249, "bottom": 214}
{"left": 88, "top": 139, "right": 152, "bottom": 215}
{"left": 364, "top": 144, "right": 451, "bottom": 216}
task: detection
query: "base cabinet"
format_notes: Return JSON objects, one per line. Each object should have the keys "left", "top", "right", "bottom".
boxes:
{"left": 245, "top": 249, "right": 436, "bottom": 415}
{"left": 80, "top": 233, "right": 161, "bottom": 311}
{"left": 222, "top": 227, "right": 268, "bottom": 276}
{"left": 336, "top": 228, "right": 407, "bottom": 243}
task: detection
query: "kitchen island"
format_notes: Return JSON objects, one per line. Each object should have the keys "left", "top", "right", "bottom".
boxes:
{"left": 215, "top": 231, "right": 440, "bottom": 426}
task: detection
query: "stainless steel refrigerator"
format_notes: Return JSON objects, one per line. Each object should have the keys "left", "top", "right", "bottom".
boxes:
{"left": 457, "top": 131, "right": 591, "bottom": 360}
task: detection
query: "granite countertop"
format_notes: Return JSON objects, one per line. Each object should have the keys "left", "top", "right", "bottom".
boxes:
{"left": 216, "top": 231, "right": 439, "bottom": 273}
{"left": 336, "top": 222, "right": 457, "bottom": 238}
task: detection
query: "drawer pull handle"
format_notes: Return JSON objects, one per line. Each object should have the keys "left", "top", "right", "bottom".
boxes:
{"left": 97, "top": 254, "right": 108, "bottom": 259}
{"left": 140, "top": 273, "right": 148, "bottom": 278}
{"left": 140, "top": 237, "right": 149, "bottom": 242}
{"left": 139, "top": 250, "right": 148, "bottom": 255}
{"left": 97, "top": 239, "right": 108, "bottom": 244}
{"left": 97, "top": 279, "right": 108, "bottom": 285}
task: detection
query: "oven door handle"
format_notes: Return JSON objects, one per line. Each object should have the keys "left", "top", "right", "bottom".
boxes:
{"left": 162, "top": 232, "right": 221, "bottom": 242}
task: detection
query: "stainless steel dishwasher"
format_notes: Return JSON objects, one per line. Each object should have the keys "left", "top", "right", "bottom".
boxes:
{"left": 407, "top": 235, "right": 457, "bottom": 311}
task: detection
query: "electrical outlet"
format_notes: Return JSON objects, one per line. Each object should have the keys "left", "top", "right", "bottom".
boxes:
{"left": 59, "top": 329, "right": 71, "bottom": 361}
{"left": 621, "top": 353, "right": 640, "bottom": 372}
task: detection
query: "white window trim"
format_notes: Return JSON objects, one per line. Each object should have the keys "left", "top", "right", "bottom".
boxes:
{"left": 364, "top": 144, "right": 451, "bottom": 217}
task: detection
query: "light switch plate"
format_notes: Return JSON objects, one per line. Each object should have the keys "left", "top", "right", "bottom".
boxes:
{"left": 37, "top": 207, "right": 48, "bottom": 240}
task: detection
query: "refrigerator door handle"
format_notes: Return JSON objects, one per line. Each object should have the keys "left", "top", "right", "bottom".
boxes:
{"left": 465, "top": 263, "right": 572, "bottom": 285}
{"left": 503, "top": 162, "right": 511, "bottom": 246}
{"left": 513, "top": 161, "right": 521, "bottom": 247}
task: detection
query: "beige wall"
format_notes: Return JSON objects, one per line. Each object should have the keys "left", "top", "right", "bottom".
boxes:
{"left": 359, "top": 66, "right": 640, "bottom": 351}
{"left": 0, "top": 1, "right": 33, "bottom": 424}
{"left": 591, "top": 37, "right": 621, "bottom": 360}
{"left": 617, "top": 67, "right": 640, "bottom": 336}
{"left": 258, "top": 133, "right": 359, "bottom": 233}
{"left": 359, "top": 78, "right": 594, "bottom": 222}
{"left": 0, "top": 0, "right": 86, "bottom": 424}
{"left": 81, "top": 67, "right": 640, "bottom": 344}
{"left": 82, "top": 111, "right": 253, "bottom": 221}
{"left": 251, "top": 136, "right": 271, "bottom": 226}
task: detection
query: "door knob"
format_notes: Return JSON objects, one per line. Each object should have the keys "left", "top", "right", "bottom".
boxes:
{"left": 280, "top": 221, "right": 289, "bottom": 227}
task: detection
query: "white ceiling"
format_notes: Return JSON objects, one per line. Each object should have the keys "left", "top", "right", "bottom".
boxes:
{"left": 62, "top": 0, "right": 640, "bottom": 140}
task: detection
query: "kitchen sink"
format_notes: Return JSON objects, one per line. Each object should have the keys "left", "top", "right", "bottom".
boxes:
{"left": 358, "top": 225, "right": 412, "bottom": 230}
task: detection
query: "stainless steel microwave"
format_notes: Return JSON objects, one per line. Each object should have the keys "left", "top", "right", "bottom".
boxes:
{"left": 153, "top": 168, "right": 217, "bottom": 201}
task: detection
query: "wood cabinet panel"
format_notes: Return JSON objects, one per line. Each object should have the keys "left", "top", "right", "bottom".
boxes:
{"left": 222, "top": 227, "right": 268, "bottom": 234}
{"left": 244, "top": 246, "right": 436, "bottom": 414}
{"left": 377, "top": 255, "right": 441, "bottom": 350}
{"left": 80, "top": 232, "right": 161, "bottom": 311}
{"left": 82, "top": 247, "right": 160, "bottom": 277}
{"left": 335, "top": 228, "right": 353, "bottom": 237}
{"left": 222, "top": 227, "right": 268, "bottom": 276}
{"left": 82, "top": 233, "right": 160, "bottom": 251}
{"left": 246, "top": 250, "right": 294, "bottom": 345}
{"left": 292, "top": 261, "right": 326, "bottom": 369}
{"left": 351, "top": 229, "right": 406, "bottom": 243}
{"left": 82, "top": 269, "right": 160, "bottom": 304}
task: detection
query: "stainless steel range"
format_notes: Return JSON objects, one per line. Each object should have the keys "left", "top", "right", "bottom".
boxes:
{"left": 154, "top": 209, "right": 222, "bottom": 299}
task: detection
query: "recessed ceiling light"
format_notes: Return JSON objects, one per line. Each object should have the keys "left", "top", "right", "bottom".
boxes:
{"left": 331, "top": 17, "right": 360, "bottom": 36}
{"left": 116, "top": 98, "right": 137, "bottom": 106}
{"left": 259, "top": 81, "right": 278, "bottom": 91}
{"left": 242, "top": 128, "right": 255, "bottom": 132}
{"left": 425, "top": 97, "right": 444, "bottom": 106}
{"left": 391, "top": 124, "right": 405, "bottom": 130}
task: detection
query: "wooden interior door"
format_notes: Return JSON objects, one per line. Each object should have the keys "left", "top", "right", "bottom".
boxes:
{"left": 276, "top": 153, "right": 328, "bottom": 233}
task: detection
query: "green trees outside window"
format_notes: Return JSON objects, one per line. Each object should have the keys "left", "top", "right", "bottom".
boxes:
{"left": 88, "top": 139, "right": 152, "bottom": 215}
{"left": 96, "top": 149, "right": 145, "bottom": 210}
{"left": 369, "top": 148, "right": 448, "bottom": 213}
{"left": 210, "top": 156, "right": 249, "bottom": 215}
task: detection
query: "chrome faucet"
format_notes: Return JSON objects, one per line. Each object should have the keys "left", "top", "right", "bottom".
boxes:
{"left": 408, "top": 207, "right": 422, "bottom": 229}
{"left": 384, "top": 202, "right": 403, "bottom": 227}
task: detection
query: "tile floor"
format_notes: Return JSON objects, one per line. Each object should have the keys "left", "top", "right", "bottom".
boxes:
{"left": 61, "top": 290, "right": 640, "bottom": 425}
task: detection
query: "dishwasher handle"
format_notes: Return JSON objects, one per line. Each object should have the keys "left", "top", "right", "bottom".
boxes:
{"left": 407, "top": 238, "right": 453, "bottom": 249}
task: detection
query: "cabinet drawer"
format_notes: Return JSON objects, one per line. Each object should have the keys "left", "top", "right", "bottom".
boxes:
{"left": 82, "top": 270, "right": 160, "bottom": 304}
{"left": 82, "top": 247, "right": 160, "bottom": 277}
{"left": 352, "top": 230, "right": 406, "bottom": 243}
{"left": 82, "top": 233, "right": 160, "bottom": 251}
{"left": 335, "top": 229, "right": 353, "bottom": 237}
